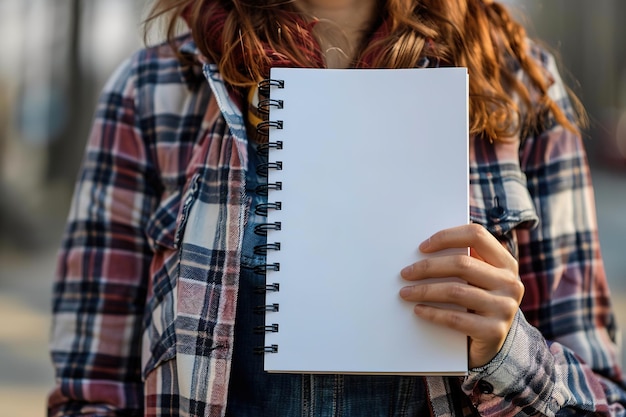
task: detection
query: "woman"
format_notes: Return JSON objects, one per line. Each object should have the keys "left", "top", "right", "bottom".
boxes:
{"left": 48, "top": 0, "right": 626, "bottom": 415}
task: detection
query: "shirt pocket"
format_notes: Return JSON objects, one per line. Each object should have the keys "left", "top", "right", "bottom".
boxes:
{"left": 469, "top": 165, "right": 539, "bottom": 256}
{"left": 141, "top": 172, "right": 202, "bottom": 379}
{"left": 145, "top": 173, "right": 202, "bottom": 251}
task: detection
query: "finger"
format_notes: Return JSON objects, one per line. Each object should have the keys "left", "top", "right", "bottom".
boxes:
{"left": 400, "top": 254, "right": 519, "bottom": 291}
{"left": 420, "top": 224, "right": 516, "bottom": 271}
{"left": 414, "top": 305, "right": 510, "bottom": 368}
{"left": 412, "top": 304, "right": 508, "bottom": 340}
{"left": 399, "top": 282, "right": 519, "bottom": 315}
{"left": 412, "top": 304, "right": 511, "bottom": 368}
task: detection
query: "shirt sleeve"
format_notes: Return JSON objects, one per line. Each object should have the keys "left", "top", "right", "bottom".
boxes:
{"left": 462, "top": 50, "right": 626, "bottom": 416}
{"left": 48, "top": 52, "right": 157, "bottom": 416}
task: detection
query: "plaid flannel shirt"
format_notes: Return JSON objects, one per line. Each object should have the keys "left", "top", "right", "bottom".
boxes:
{"left": 48, "top": 36, "right": 626, "bottom": 416}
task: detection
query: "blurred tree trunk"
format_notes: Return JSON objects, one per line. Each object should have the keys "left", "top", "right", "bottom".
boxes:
{"left": 46, "top": 0, "right": 85, "bottom": 185}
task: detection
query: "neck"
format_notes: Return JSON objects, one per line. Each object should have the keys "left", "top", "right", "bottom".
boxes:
{"left": 296, "top": 0, "right": 378, "bottom": 67}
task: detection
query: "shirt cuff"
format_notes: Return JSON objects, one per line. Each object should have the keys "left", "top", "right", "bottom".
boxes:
{"left": 462, "top": 309, "right": 555, "bottom": 414}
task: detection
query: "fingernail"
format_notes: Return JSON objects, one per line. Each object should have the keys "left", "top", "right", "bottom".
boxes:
{"left": 400, "top": 265, "right": 413, "bottom": 278}
{"left": 399, "top": 286, "right": 412, "bottom": 298}
{"left": 419, "top": 238, "right": 430, "bottom": 251}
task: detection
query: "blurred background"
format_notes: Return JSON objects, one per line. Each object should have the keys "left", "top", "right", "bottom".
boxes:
{"left": 0, "top": 0, "right": 625, "bottom": 415}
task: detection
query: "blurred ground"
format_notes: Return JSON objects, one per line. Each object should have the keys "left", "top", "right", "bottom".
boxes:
{"left": 0, "top": 166, "right": 625, "bottom": 416}
{"left": 0, "top": 248, "right": 57, "bottom": 416}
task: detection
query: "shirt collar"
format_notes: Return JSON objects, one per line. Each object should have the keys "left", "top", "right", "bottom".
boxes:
{"left": 176, "top": 34, "right": 206, "bottom": 88}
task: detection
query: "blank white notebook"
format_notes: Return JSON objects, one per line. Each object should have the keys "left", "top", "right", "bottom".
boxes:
{"left": 260, "top": 67, "right": 469, "bottom": 375}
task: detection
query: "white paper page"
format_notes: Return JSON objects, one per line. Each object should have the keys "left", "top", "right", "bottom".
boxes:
{"left": 264, "top": 67, "right": 469, "bottom": 374}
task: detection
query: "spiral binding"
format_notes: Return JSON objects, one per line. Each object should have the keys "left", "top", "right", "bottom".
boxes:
{"left": 257, "top": 98, "right": 283, "bottom": 115}
{"left": 252, "top": 78, "right": 285, "bottom": 355}
{"left": 254, "top": 303, "right": 280, "bottom": 314}
{"left": 257, "top": 141, "right": 283, "bottom": 157}
{"left": 255, "top": 202, "right": 282, "bottom": 217}
{"left": 258, "top": 78, "right": 285, "bottom": 94}
{"left": 253, "top": 345, "right": 278, "bottom": 354}
{"left": 256, "top": 161, "right": 282, "bottom": 177}
{"left": 256, "top": 120, "right": 283, "bottom": 136}
{"left": 254, "top": 282, "right": 280, "bottom": 294}
{"left": 254, "top": 324, "right": 279, "bottom": 334}
{"left": 253, "top": 263, "right": 280, "bottom": 275}
{"left": 253, "top": 242, "right": 281, "bottom": 255}
{"left": 255, "top": 182, "right": 282, "bottom": 197}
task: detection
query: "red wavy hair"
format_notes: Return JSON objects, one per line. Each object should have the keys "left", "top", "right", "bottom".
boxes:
{"left": 145, "top": 0, "right": 584, "bottom": 140}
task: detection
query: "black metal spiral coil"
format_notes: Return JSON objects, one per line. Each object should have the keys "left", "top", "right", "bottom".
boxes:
{"left": 252, "top": 78, "right": 285, "bottom": 355}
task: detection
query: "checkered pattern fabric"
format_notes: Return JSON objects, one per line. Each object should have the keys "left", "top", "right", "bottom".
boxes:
{"left": 48, "top": 36, "right": 626, "bottom": 416}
